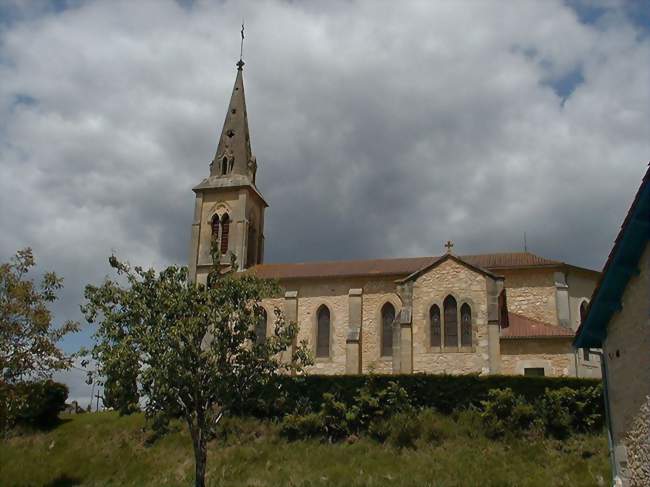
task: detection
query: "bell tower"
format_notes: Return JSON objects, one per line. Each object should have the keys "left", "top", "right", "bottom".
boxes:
{"left": 188, "top": 58, "right": 267, "bottom": 284}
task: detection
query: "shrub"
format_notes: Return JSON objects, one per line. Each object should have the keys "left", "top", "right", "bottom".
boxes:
{"left": 244, "top": 374, "right": 602, "bottom": 418}
{"left": 480, "top": 388, "right": 536, "bottom": 439}
{"left": 1, "top": 380, "right": 69, "bottom": 431}
{"left": 320, "top": 392, "right": 351, "bottom": 441}
{"left": 418, "top": 409, "right": 446, "bottom": 445}
{"left": 386, "top": 412, "right": 421, "bottom": 449}
{"left": 280, "top": 413, "right": 324, "bottom": 441}
{"left": 539, "top": 385, "right": 604, "bottom": 439}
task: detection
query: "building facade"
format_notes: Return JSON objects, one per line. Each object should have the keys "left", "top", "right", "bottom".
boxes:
{"left": 575, "top": 166, "right": 650, "bottom": 487}
{"left": 189, "top": 61, "right": 601, "bottom": 379}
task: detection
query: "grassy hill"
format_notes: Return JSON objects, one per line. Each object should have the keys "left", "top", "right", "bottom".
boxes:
{"left": 1, "top": 411, "right": 610, "bottom": 487}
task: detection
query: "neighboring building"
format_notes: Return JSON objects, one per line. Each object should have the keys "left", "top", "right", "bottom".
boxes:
{"left": 189, "top": 59, "right": 601, "bottom": 379}
{"left": 574, "top": 166, "right": 650, "bottom": 487}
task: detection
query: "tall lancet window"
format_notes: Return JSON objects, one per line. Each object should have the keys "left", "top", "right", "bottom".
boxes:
{"left": 316, "top": 305, "right": 330, "bottom": 358}
{"left": 381, "top": 303, "right": 395, "bottom": 357}
{"left": 430, "top": 304, "right": 441, "bottom": 347}
{"left": 211, "top": 214, "right": 220, "bottom": 239}
{"left": 443, "top": 295, "right": 458, "bottom": 348}
{"left": 221, "top": 156, "right": 228, "bottom": 175}
{"left": 460, "top": 303, "right": 472, "bottom": 347}
{"left": 220, "top": 214, "right": 230, "bottom": 254}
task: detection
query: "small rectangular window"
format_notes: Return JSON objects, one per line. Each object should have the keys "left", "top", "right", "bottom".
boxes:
{"left": 524, "top": 367, "right": 545, "bottom": 377}
{"left": 582, "top": 348, "right": 590, "bottom": 361}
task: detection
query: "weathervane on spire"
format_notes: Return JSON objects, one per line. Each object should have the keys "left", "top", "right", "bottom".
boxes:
{"left": 237, "top": 20, "right": 245, "bottom": 70}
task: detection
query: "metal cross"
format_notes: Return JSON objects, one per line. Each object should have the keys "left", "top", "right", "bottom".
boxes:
{"left": 445, "top": 240, "right": 454, "bottom": 254}
{"left": 239, "top": 20, "right": 245, "bottom": 62}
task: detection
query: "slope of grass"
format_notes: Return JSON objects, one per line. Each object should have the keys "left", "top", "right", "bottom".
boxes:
{"left": 1, "top": 411, "right": 610, "bottom": 487}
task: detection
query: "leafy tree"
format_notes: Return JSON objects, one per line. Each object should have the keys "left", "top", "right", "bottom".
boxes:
{"left": 0, "top": 248, "right": 78, "bottom": 429}
{"left": 82, "top": 250, "right": 311, "bottom": 487}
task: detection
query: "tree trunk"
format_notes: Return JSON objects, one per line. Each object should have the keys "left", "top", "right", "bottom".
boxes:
{"left": 189, "top": 420, "right": 208, "bottom": 487}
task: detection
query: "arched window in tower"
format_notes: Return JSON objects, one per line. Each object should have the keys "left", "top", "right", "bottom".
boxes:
{"left": 460, "top": 303, "right": 472, "bottom": 347}
{"left": 255, "top": 308, "right": 267, "bottom": 344}
{"left": 316, "top": 305, "right": 330, "bottom": 358}
{"left": 221, "top": 157, "right": 228, "bottom": 175}
{"left": 220, "top": 214, "right": 230, "bottom": 254}
{"left": 443, "top": 295, "right": 458, "bottom": 348}
{"left": 381, "top": 302, "right": 396, "bottom": 357}
{"left": 211, "top": 214, "right": 220, "bottom": 240}
{"left": 430, "top": 304, "right": 441, "bottom": 347}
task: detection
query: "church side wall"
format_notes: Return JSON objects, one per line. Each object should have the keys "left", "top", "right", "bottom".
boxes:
{"left": 411, "top": 260, "right": 490, "bottom": 374}
{"left": 500, "top": 339, "right": 575, "bottom": 376}
{"left": 603, "top": 242, "right": 650, "bottom": 486}
{"left": 500, "top": 269, "right": 558, "bottom": 325}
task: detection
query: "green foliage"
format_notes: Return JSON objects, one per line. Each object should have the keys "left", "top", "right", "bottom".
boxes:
{"left": 0, "top": 248, "right": 78, "bottom": 431}
{"left": 103, "top": 359, "right": 140, "bottom": 415}
{"left": 480, "top": 386, "right": 605, "bottom": 439}
{"left": 82, "top": 254, "right": 312, "bottom": 487}
{"left": 247, "top": 373, "right": 602, "bottom": 418}
{"left": 480, "top": 388, "right": 536, "bottom": 439}
{"left": 539, "top": 385, "right": 604, "bottom": 439}
{"left": 279, "top": 413, "right": 324, "bottom": 441}
{"left": 2, "top": 380, "right": 68, "bottom": 429}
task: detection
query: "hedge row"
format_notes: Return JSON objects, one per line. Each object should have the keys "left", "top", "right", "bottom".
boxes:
{"left": 1, "top": 380, "right": 69, "bottom": 430}
{"left": 240, "top": 374, "right": 602, "bottom": 417}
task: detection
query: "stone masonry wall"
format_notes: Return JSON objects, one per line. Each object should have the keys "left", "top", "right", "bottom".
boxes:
{"left": 500, "top": 339, "right": 575, "bottom": 376}
{"left": 500, "top": 269, "right": 558, "bottom": 325}
{"left": 411, "top": 259, "right": 490, "bottom": 375}
{"left": 603, "top": 242, "right": 650, "bottom": 486}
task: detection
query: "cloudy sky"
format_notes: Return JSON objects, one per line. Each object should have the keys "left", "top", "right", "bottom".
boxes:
{"left": 1, "top": 0, "right": 648, "bottom": 403}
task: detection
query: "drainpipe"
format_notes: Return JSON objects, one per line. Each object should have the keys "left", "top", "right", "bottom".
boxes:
{"left": 592, "top": 349, "right": 617, "bottom": 485}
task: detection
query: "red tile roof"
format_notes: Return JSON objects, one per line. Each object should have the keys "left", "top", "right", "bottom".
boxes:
{"left": 501, "top": 313, "right": 575, "bottom": 339}
{"left": 248, "top": 252, "right": 566, "bottom": 280}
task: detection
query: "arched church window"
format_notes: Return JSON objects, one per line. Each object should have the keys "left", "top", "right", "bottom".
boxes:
{"left": 211, "top": 214, "right": 220, "bottom": 239}
{"left": 316, "top": 305, "right": 330, "bottom": 358}
{"left": 255, "top": 308, "right": 267, "bottom": 344}
{"left": 220, "top": 214, "right": 230, "bottom": 254}
{"left": 443, "top": 295, "right": 458, "bottom": 348}
{"left": 430, "top": 304, "right": 441, "bottom": 347}
{"left": 381, "top": 303, "right": 395, "bottom": 357}
{"left": 246, "top": 221, "right": 257, "bottom": 268}
{"left": 221, "top": 157, "right": 228, "bottom": 175}
{"left": 460, "top": 303, "right": 472, "bottom": 347}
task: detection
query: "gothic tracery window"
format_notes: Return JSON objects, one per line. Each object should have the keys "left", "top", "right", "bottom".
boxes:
{"left": 430, "top": 304, "right": 441, "bottom": 347}
{"left": 443, "top": 295, "right": 458, "bottom": 348}
{"left": 381, "top": 302, "right": 395, "bottom": 357}
{"left": 220, "top": 213, "right": 230, "bottom": 254}
{"left": 316, "top": 305, "right": 330, "bottom": 358}
{"left": 460, "top": 303, "right": 472, "bottom": 347}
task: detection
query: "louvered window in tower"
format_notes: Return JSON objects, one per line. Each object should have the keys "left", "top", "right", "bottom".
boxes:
{"left": 381, "top": 303, "right": 395, "bottom": 357}
{"left": 461, "top": 303, "right": 472, "bottom": 347}
{"left": 444, "top": 295, "right": 458, "bottom": 348}
{"left": 430, "top": 304, "right": 441, "bottom": 347}
{"left": 316, "top": 305, "right": 330, "bottom": 358}
{"left": 220, "top": 214, "right": 230, "bottom": 254}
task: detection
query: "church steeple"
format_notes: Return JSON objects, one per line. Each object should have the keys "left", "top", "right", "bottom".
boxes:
{"left": 210, "top": 60, "right": 257, "bottom": 183}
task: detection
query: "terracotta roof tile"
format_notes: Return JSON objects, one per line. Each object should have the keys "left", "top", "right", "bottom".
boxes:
{"left": 248, "top": 252, "right": 565, "bottom": 280}
{"left": 501, "top": 313, "right": 575, "bottom": 339}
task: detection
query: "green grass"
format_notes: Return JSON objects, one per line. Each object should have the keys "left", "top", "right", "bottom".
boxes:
{"left": 1, "top": 412, "right": 610, "bottom": 487}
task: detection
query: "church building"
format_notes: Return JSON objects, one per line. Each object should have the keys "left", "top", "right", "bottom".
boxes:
{"left": 188, "top": 59, "right": 601, "bottom": 379}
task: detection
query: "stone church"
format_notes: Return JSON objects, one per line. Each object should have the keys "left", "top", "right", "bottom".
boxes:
{"left": 188, "top": 60, "right": 601, "bottom": 379}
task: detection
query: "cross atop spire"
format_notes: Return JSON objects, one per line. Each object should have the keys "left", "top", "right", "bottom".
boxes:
{"left": 445, "top": 240, "right": 454, "bottom": 254}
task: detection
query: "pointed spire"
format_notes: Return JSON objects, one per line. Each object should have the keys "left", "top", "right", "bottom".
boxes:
{"left": 210, "top": 60, "right": 256, "bottom": 182}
